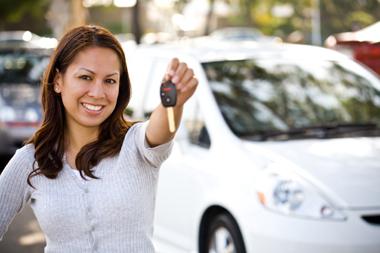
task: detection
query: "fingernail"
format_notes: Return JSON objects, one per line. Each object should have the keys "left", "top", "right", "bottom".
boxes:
{"left": 172, "top": 76, "right": 179, "bottom": 83}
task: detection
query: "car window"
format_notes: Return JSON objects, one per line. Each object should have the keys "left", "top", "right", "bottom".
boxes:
{"left": 127, "top": 53, "right": 153, "bottom": 118}
{"left": 0, "top": 50, "right": 49, "bottom": 85}
{"left": 184, "top": 100, "right": 210, "bottom": 148}
{"left": 203, "top": 59, "right": 380, "bottom": 139}
{"left": 142, "top": 58, "right": 170, "bottom": 117}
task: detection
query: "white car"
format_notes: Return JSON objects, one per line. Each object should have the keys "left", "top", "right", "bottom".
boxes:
{"left": 127, "top": 39, "right": 380, "bottom": 253}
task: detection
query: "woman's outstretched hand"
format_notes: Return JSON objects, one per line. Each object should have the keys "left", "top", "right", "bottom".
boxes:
{"left": 146, "top": 58, "right": 198, "bottom": 147}
{"left": 163, "top": 58, "right": 198, "bottom": 107}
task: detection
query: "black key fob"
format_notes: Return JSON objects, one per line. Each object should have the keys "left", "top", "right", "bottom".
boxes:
{"left": 160, "top": 80, "right": 177, "bottom": 107}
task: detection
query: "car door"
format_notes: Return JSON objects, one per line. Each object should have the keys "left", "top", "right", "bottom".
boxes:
{"left": 137, "top": 57, "right": 214, "bottom": 252}
{"left": 154, "top": 97, "right": 214, "bottom": 253}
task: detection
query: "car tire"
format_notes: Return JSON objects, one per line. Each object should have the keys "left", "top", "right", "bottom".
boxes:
{"left": 204, "top": 213, "right": 246, "bottom": 253}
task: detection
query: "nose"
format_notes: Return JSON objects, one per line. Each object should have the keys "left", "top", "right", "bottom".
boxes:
{"left": 87, "top": 79, "right": 105, "bottom": 98}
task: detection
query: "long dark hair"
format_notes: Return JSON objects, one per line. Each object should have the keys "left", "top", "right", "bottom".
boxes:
{"left": 27, "top": 25, "right": 133, "bottom": 186}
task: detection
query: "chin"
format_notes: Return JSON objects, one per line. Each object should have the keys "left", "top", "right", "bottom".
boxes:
{"left": 78, "top": 117, "right": 108, "bottom": 128}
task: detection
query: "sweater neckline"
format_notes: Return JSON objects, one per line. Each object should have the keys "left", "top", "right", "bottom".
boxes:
{"left": 62, "top": 154, "right": 91, "bottom": 189}
{"left": 62, "top": 153, "right": 118, "bottom": 189}
{"left": 63, "top": 164, "right": 88, "bottom": 189}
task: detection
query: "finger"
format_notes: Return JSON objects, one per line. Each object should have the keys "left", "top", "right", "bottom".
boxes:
{"left": 180, "top": 77, "right": 198, "bottom": 93}
{"left": 164, "top": 58, "right": 179, "bottom": 81}
{"left": 172, "top": 62, "right": 187, "bottom": 84}
{"left": 177, "top": 69, "right": 194, "bottom": 89}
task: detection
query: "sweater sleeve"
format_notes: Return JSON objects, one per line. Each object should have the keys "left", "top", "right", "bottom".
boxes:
{"left": 0, "top": 145, "right": 34, "bottom": 241}
{"left": 123, "top": 121, "right": 174, "bottom": 168}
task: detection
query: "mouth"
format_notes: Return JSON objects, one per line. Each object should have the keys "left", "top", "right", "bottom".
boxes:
{"left": 81, "top": 103, "right": 104, "bottom": 112}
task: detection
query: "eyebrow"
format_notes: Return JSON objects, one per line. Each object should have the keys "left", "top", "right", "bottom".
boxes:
{"left": 78, "top": 67, "right": 119, "bottom": 77}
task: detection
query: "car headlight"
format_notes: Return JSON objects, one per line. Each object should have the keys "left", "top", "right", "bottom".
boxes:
{"left": 25, "top": 108, "right": 39, "bottom": 122}
{"left": 0, "top": 106, "right": 16, "bottom": 122}
{"left": 256, "top": 166, "right": 346, "bottom": 221}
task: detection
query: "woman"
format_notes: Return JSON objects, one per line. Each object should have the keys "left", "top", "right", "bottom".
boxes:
{"left": 0, "top": 25, "right": 197, "bottom": 252}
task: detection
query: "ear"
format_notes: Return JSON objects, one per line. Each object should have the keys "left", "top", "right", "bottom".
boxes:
{"left": 54, "top": 70, "right": 63, "bottom": 93}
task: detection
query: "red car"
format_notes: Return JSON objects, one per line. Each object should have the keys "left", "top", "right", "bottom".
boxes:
{"left": 325, "top": 21, "right": 380, "bottom": 76}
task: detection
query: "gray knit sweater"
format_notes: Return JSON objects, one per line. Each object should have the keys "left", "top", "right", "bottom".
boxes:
{"left": 0, "top": 122, "right": 173, "bottom": 253}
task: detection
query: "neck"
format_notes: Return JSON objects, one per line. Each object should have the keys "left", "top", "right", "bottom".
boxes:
{"left": 65, "top": 124, "right": 99, "bottom": 154}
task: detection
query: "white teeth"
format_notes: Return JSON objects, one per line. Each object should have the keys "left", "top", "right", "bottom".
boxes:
{"left": 82, "top": 103, "right": 103, "bottom": 111}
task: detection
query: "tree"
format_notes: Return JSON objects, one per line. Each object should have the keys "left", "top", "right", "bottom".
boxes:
{"left": 47, "top": 0, "right": 87, "bottom": 38}
{"left": 226, "top": 0, "right": 380, "bottom": 43}
{"left": 204, "top": 0, "right": 215, "bottom": 35}
{"left": 131, "top": 0, "right": 142, "bottom": 43}
{"left": 0, "top": 0, "right": 51, "bottom": 35}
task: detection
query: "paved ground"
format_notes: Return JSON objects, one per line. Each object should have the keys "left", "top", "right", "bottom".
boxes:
{"left": 0, "top": 156, "right": 45, "bottom": 252}
{"left": 0, "top": 205, "right": 45, "bottom": 253}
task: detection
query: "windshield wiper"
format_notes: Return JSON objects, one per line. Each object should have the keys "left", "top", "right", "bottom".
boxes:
{"left": 307, "top": 123, "right": 379, "bottom": 137}
{"left": 240, "top": 123, "right": 379, "bottom": 141}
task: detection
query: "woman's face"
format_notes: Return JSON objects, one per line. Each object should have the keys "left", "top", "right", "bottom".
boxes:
{"left": 55, "top": 46, "right": 121, "bottom": 132}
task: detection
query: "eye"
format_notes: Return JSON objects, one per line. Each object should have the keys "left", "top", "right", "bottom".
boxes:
{"left": 105, "top": 79, "right": 117, "bottom": 84}
{"left": 79, "top": 75, "right": 92, "bottom": 81}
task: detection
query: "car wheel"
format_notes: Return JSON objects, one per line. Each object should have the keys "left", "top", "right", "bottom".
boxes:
{"left": 206, "top": 213, "right": 246, "bottom": 253}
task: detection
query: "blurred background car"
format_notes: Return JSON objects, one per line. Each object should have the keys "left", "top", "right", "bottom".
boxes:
{"left": 209, "top": 27, "right": 282, "bottom": 43}
{"left": 128, "top": 39, "right": 380, "bottom": 253}
{"left": 325, "top": 21, "right": 380, "bottom": 76}
{"left": 0, "top": 30, "right": 57, "bottom": 49}
{"left": 0, "top": 31, "right": 41, "bottom": 45}
{"left": 0, "top": 31, "right": 53, "bottom": 162}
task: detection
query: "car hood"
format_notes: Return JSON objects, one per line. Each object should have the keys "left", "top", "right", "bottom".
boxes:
{"left": 243, "top": 137, "right": 380, "bottom": 209}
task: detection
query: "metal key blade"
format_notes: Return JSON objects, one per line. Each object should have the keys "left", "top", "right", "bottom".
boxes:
{"left": 160, "top": 80, "right": 177, "bottom": 133}
{"left": 167, "top": 107, "right": 175, "bottom": 133}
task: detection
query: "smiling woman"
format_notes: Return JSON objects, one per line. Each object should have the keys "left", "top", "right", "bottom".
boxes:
{"left": 29, "top": 25, "right": 133, "bottom": 181}
{"left": 54, "top": 46, "right": 122, "bottom": 169}
{"left": 0, "top": 25, "right": 198, "bottom": 253}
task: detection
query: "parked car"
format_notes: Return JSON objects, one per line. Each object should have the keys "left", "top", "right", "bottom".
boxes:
{"left": 325, "top": 21, "right": 380, "bottom": 76}
{"left": 127, "top": 39, "right": 380, "bottom": 253}
{"left": 210, "top": 27, "right": 282, "bottom": 43}
{"left": 0, "top": 30, "right": 57, "bottom": 49}
{"left": 0, "top": 36, "right": 53, "bottom": 159}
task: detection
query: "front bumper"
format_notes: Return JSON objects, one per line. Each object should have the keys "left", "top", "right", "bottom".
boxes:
{"left": 241, "top": 207, "right": 380, "bottom": 253}
{"left": 0, "top": 126, "right": 35, "bottom": 156}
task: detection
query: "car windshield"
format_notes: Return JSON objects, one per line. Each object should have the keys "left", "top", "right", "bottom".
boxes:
{"left": 0, "top": 49, "right": 50, "bottom": 85}
{"left": 203, "top": 59, "right": 380, "bottom": 140}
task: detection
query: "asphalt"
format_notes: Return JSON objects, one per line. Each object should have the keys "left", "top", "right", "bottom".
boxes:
{"left": 0, "top": 205, "right": 45, "bottom": 253}
{"left": 0, "top": 156, "right": 45, "bottom": 253}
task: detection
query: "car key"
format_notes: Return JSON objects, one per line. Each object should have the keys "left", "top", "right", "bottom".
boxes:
{"left": 160, "top": 80, "right": 177, "bottom": 133}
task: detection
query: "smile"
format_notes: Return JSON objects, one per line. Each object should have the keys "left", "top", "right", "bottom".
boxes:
{"left": 81, "top": 103, "right": 104, "bottom": 112}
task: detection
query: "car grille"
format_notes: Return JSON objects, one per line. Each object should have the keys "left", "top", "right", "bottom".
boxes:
{"left": 362, "top": 215, "right": 380, "bottom": 225}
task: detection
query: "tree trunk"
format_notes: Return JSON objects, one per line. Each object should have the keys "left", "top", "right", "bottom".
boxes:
{"left": 47, "top": 0, "right": 86, "bottom": 38}
{"left": 243, "top": 0, "right": 253, "bottom": 26}
{"left": 70, "top": 0, "right": 86, "bottom": 30}
{"left": 132, "top": 1, "right": 142, "bottom": 44}
{"left": 204, "top": 0, "right": 215, "bottom": 35}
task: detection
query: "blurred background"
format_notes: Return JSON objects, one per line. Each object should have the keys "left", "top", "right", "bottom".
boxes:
{"left": 0, "top": 0, "right": 379, "bottom": 44}
{"left": 0, "top": 0, "right": 379, "bottom": 252}
{"left": 1, "top": 0, "right": 380, "bottom": 72}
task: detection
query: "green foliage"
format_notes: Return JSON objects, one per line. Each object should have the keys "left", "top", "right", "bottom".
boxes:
{"left": 1, "top": 0, "right": 380, "bottom": 42}
{"left": 228, "top": 0, "right": 380, "bottom": 43}
{"left": 0, "top": 0, "right": 48, "bottom": 23}
{"left": 319, "top": 0, "right": 380, "bottom": 42}
{"left": 0, "top": 0, "right": 50, "bottom": 35}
